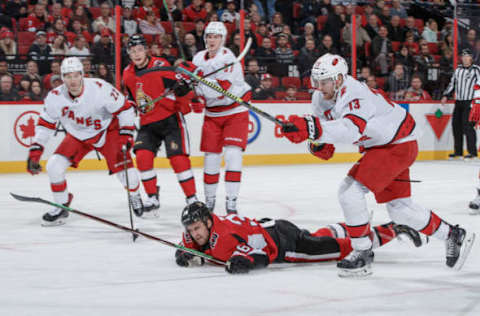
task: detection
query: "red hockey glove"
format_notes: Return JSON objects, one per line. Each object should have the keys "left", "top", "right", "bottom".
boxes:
{"left": 469, "top": 99, "right": 480, "bottom": 123}
{"left": 308, "top": 142, "right": 335, "bottom": 160}
{"left": 226, "top": 255, "right": 254, "bottom": 274}
{"left": 119, "top": 126, "right": 135, "bottom": 150}
{"left": 191, "top": 96, "right": 205, "bottom": 113}
{"left": 27, "top": 143, "right": 44, "bottom": 175}
{"left": 177, "top": 61, "right": 202, "bottom": 83}
{"left": 282, "top": 115, "right": 322, "bottom": 144}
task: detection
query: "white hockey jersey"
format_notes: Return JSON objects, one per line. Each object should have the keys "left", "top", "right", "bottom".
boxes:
{"left": 192, "top": 47, "right": 251, "bottom": 117}
{"left": 312, "top": 75, "right": 416, "bottom": 149}
{"left": 33, "top": 78, "right": 135, "bottom": 148}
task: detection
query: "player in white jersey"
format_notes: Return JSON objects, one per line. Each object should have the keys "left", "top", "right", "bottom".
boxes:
{"left": 467, "top": 82, "right": 480, "bottom": 213}
{"left": 281, "top": 53, "right": 475, "bottom": 277}
{"left": 27, "top": 57, "right": 144, "bottom": 226}
{"left": 185, "top": 21, "right": 252, "bottom": 214}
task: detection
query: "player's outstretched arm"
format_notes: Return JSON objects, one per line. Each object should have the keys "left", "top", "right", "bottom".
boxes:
{"left": 225, "top": 243, "right": 269, "bottom": 274}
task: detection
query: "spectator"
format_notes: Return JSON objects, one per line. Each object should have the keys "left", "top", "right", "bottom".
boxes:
{"left": 50, "top": 18, "right": 74, "bottom": 43}
{"left": 68, "top": 19, "right": 93, "bottom": 44}
{"left": 281, "top": 25, "right": 297, "bottom": 49}
{"left": 269, "top": 12, "right": 285, "bottom": 37}
{"left": 204, "top": 1, "right": 215, "bottom": 18}
{"left": 150, "top": 43, "right": 162, "bottom": 57}
{"left": 378, "top": 6, "right": 391, "bottom": 26}
{"left": 388, "top": 15, "right": 405, "bottom": 42}
{"left": 50, "top": 34, "right": 69, "bottom": 56}
{"left": 26, "top": 79, "right": 44, "bottom": 101}
{"left": 358, "top": 67, "right": 371, "bottom": 83}
{"left": 284, "top": 85, "right": 297, "bottom": 101}
{"left": 252, "top": 73, "right": 275, "bottom": 100}
{"left": 50, "top": 75, "right": 63, "bottom": 89}
{"left": 17, "top": 78, "right": 31, "bottom": 98}
{"left": 189, "top": 19, "right": 206, "bottom": 51}
{"left": 71, "top": 5, "right": 92, "bottom": 33}
{"left": 0, "top": 58, "right": 11, "bottom": 77}
{"left": 160, "top": 0, "right": 183, "bottom": 21}
{"left": 391, "top": 0, "right": 407, "bottom": 18}
{"left": 254, "top": 37, "right": 275, "bottom": 69}
{"left": 136, "top": 0, "right": 159, "bottom": 21}
{"left": 221, "top": 0, "right": 240, "bottom": 24}
{"left": 0, "top": 31, "right": 16, "bottom": 60}
{"left": 439, "top": 48, "right": 454, "bottom": 93}
{"left": 317, "top": 0, "right": 333, "bottom": 16}
{"left": 318, "top": 34, "right": 338, "bottom": 56}
{"left": 5, "top": 0, "right": 28, "bottom": 21}
{"left": 395, "top": 45, "right": 415, "bottom": 75}
{"left": 82, "top": 58, "right": 94, "bottom": 77}
{"left": 365, "top": 14, "right": 379, "bottom": 40}
{"left": 25, "top": 4, "right": 49, "bottom": 32}
{"left": 323, "top": 5, "right": 345, "bottom": 49}
{"left": 404, "top": 31, "right": 419, "bottom": 55}
{"left": 274, "top": 33, "right": 294, "bottom": 77}
{"left": 91, "top": 29, "right": 113, "bottom": 64}
{"left": 122, "top": 7, "right": 138, "bottom": 37}
{"left": 366, "top": 75, "right": 378, "bottom": 89}
{"left": 183, "top": 0, "right": 207, "bottom": 22}
{"left": 245, "top": 58, "right": 262, "bottom": 91}
{"left": 385, "top": 64, "right": 410, "bottom": 101}
{"left": 233, "top": 17, "right": 258, "bottom": 50}
{"left": 404, "top": 16, "right": 420, "bottom": 41}
{"left": 67, "top": 35, "right": 90, "bottom": 59}
{"left": 254, "top": 21, "right": 269, "bottom": 47}
{"left": 206, "top": 11, "right": 219, "bottom": 22}
{"left": 343, "top": 15, "right": 371, "bottom": 66}
{"left": 297, "top": 39, "right": 320, "bottom": 79}
{"left": 139, "top": 10, "right": 165, "bottom": 36}
{"left": 473, "top": 40, "right": 480, "bottom": 66}
{"left": 183, "top": 33, "right": 198, "bottom": 61}
{"left": 22, "top": 60, "right": 41, "bottom": 83}
{"left": 96, "top": 63, "right": 113, "bottom": 84}
{"left": 404, "top": 75, "right": 432, "bottom": 101}
{"left": 159, "top": 44, "right": 176, "bottom": 65}
{"left": 228, "top": 33, "right": 241, "bottom": 56}
{"left": 461, "top": 29, "right": 477, "bottom": 52}
{"left": 373, "top": 0, "right": 385, "bottom": 17}
{"left": 48, "top": 3, "right": 69, "bottom": 27}
{"left": 297, "top": 22, "right": 318, "bottom": 50}
{"left": 0, "top": 74, "right": 21, "bottom": 101}
{"left": 414, "top": 43, "right": 437, "bottom": 91}
{"left": 28, "top": 31, "right": 53, "bottom": 76}
{"left": 371, "top": 26, "right": 393, "bottom": 76}
{"left": 422, "top": 19, "right": 438, "bottom": 43}
{"left": 43, "top": 59, "right": 61, "bottom": 91}
{"left": 440, "top": 33, "right": 454, "bottom": 56}
{"left": 61, "top": 0, "right": 74, "bottom": 20}
{"left": 92, "top": 2, "right": 115, "bottom": 33}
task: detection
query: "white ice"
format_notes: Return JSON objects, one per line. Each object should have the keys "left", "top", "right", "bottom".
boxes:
{"left": 1, "top": 161, "right": 480, "bottom": 316}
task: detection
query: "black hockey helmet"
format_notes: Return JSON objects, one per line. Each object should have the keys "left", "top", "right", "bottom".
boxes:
{"left": 181, "top": 202, "right": 212, "bottom": 227}
{"left": 127, "top": 34, "right": 147, "bottom": 49}
{"left": 461, "top": 48, "right": 473, "bottom": 57}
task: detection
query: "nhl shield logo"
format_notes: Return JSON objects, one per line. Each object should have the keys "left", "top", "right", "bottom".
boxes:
{"left": 248, "top": 111, "right": 261, "bottom": 144}
{"left": 14, "top": 110, "right": 40, "bottom": 148}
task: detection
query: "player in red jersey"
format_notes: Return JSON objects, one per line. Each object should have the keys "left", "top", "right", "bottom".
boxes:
{"left": 174, "top": 202, "right": 427, "bottom": 274}
{"left": 123, "top": 34, "right": 201, "bottom": 217}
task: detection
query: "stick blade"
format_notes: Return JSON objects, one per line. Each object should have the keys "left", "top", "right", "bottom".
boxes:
{"left": 10, "top": 192, "right": 41, "bottom": 202}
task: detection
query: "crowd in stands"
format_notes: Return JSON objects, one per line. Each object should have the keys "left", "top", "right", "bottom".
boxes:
{"left": 0, "top": 0, "right": 479, "bottom": 102}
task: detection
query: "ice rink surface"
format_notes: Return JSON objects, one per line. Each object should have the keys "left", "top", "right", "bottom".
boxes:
{"left": 1, "top": 161, "right": 480, "bottom": 316}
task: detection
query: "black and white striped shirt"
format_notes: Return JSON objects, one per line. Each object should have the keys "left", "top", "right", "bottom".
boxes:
{"left": 443, "top": 64, "right": 480, "bottom": 101}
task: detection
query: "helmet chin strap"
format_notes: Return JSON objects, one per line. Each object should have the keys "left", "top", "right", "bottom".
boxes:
{"left": 332, "top": 74, "right": 345, "bottom": 101}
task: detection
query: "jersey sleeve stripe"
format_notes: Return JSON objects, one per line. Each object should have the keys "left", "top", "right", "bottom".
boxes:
{"left": 38, "top": 117, "right": 56, "bottom": 130}
{"left": 344, "top": 114, "right": 367, "bottom": 134}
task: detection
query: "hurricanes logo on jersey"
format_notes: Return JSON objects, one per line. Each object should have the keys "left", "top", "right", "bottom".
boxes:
{"left": 135, "top": 82, "right": 154, "bottom": 113}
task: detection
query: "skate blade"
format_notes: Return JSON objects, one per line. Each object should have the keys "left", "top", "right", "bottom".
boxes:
{"left": 41, "top": 218, "right": 67, "bottom": 227}
{"left": 338, "top": 264, "right": 373, "bottom": 278}
{"left": 140, "top": 209, "right": 160, "bottom": 219}
{"left": 453, "top": 232, "right": 476, "bottom": 271}
{"left": 468, "top": 205, "right": 480, "bottom": 215}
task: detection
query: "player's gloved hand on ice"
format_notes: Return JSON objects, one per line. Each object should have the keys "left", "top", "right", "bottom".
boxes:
{"left": 119, "top": 127, "right": 135, "bottom": 150}
{"left": 226, "top": 255, "right": 254, "bottom": 274}
{"left": 191, "top": 96, "right": 205, "bottom": 113}
{"left": 175, "top": 249, "right": 205, "bottom": 267}
{"left": 27, "top": 143, "right": 44, "bottom": 175}
{"left": 308, "top": 142, "right": 335, "bottom": 160}
{"left": 281, "top": 115, "right": 322, "bottom": 144}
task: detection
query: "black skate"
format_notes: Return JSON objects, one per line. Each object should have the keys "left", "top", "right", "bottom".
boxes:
{"left": 337, "top": 249, "right": 374, "bottom": 278}
{"left": 393, "top": 223, "right": 429, "bottom": 247}
{"left": 42, "top": 193, "right": 73, "bottom": 227}
{"left": 205, "top": 196, "right": 216, "bottom": 212}
{"left": 131, "top": 192, "right": 149, "bottom": 218}
{"left": 446, "top": 225, "right": 475, "bottom": 270}
{"left": 468, "top": 189, "right": 480, "bottom": 214}
{"left": 186, "top": 195, "right": 198, "bottom": 205}
{"left": 143, "top": 186, "right": 160, "bottom": 215}
{"left": 226, "top": 197, "right": 237, "bottom": 215}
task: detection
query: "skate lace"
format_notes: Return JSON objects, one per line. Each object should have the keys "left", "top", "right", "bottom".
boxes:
{"left": 49, "top": 207, "right": 64, "bottom": 216}
{"left": 130, "top": 194, "right": 143, "bottom": 210}
{"left": 446, "top": 228, "right": 458, "bottom": 258}
{"left": 145, "top": 195, "right": 159, "bottom": 207}
{"left": 226, "top": 198, "right": 237, "bottom": 210}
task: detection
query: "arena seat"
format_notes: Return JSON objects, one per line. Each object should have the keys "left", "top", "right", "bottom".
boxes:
{"left": 281, "top": 76, "right": 301, "bottom": 89}
{"left": 275, "top": 91, "right": 286, "bottom": 99}
{"left": 89, "top": 7, "right": 102, "bottom": 19}
{"left": 427, "top": 42, "right": 439, "bottom": 54}
{"left": 160, "top": 22, "right": 172, "bottom": 34}
{"left": 375, "top": 77, "right": 386, "bottom": 89}
{"left": 182, "top": 22, "right": 195, "bottom": 33}
{"left": 270, "top": 76, "right": 280, "bottom": 88}
{"left": 295, "top": 91, "right": 311, "bottom": 100}
{"left": 392, "top": 41, "right": 402, "bottom": 51}
{"left": 302, "top": 77, "right": 312, "bottom": 89}
{"left": 316, "top": 16, "right": 328, "bottom": 31}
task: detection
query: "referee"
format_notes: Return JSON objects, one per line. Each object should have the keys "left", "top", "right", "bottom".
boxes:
{"left": 441, "top": 49, "right": 480, "bottom": 159}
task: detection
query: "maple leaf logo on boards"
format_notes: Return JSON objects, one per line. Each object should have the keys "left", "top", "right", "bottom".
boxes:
{"left": 14, "top": 111, "right": 40, "bottom": 148}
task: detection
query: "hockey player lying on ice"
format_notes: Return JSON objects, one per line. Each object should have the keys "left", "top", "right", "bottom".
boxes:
{"left": 174, "top": 202, "right": 427, "bottom": 275}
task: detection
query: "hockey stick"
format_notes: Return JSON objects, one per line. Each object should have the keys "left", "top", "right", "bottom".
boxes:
{"left": 176, "top": 67, "right": 288, "bottom": 127}
{"left": 135, "top": 37, "right": 253, "bottom": 111}
{"left": 10, "top": 192, "right": 226, "bottom": 265}
{"left": 122, "top": 145, "right": 138, "bottom": 242}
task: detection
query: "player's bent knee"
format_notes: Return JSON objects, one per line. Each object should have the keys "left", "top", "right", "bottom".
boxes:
{"left": 386, "top": 197, "right": 412, "bottom": 223}
{"left": 46, "top": 154, "right": 70, "bottom": 180}
{"left": 224, "top": 145, "right": 242, "bottom": 168}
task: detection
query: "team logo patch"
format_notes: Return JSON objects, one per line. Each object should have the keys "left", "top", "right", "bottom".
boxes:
{"left": 210, "top": 232, "right": 219, "bottom": 249}
{"left": 135, "top": 82, "right": 154, "bottom": 113}
{"left": 248, "top": 111, "right": 261, "bottom": 144}
{"left": 14, "top": 110, "right": 40, "bottom": 148}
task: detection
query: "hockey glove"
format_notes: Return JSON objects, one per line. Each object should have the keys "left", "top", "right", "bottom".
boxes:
{"left": 119, "top": 126, "right": 135, "bottom": 150}
{"left": 27, "top": 143, "right": 44, "bottom": 175}
{"left": 308, "top": 142, "right": 335, "bottom": 160}
{"left": 226, "top": 255, "right": 254, "bottom": 274}
{"left": 191, "top": 96, "right": 205, "bottom": 113}
{"left": 282, "top": 115, "right": 322, "bottom": 144}
{"left": 177, "top": 61, "right": 202, "bottom": 84}
{"left": 175, "top": 249, "right": 205, "bottom": 267}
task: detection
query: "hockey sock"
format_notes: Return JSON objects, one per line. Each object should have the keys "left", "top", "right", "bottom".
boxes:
{"left": 336, "top": 238, "right": 354, "bottom": 260}
{"left": 371, "top": 223, "right": 396, "bottom": 248}
{"left": 51, "top": 180, "right": 69, "bottom": 205}
{"left": 116, "top": 168, "right": 140, "bottom": 192}
{"left": 312, "top": 223, "right": 348, "bottom": 238}
{"left": 204, "top": 152, "right": 221, "bottom": 199}
{"left": 136, "top": 149, "right": 157, "bottom": 196}
{"left": 46, "top": 154, "right": 70, "bottom": 204}
{"left": 224, "top": 146, "right": 242, "bottom": 200}
{"left": 169, "top": 155, "right": 196, "bottom": 199}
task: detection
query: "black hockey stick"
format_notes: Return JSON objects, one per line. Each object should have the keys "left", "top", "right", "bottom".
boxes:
{"left": 176, "top": 67, "right": 288, "bottom": 127}
{"left": 122, "top": 145, "right": 138, "bottom": 242}
{"left": 10, "top": 192, "right": 226, "bottom": 265}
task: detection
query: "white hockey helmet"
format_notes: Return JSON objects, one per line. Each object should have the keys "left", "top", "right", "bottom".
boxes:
{"left": 204, "top": 21, "right": 227, "bottom": 46}
{"left": 311, "top": 53, "right": 349, "bottom": 88}
{"left": 61, "top": 57, "right": 84, "bottom": 80}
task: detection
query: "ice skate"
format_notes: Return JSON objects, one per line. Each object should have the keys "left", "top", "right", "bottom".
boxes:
{"left": 393, "top": 223, "right": 429, "bottom": 247}
{"left": 446, "top": 225, "right": 475, "bottom": 270}
{"left": 448, "top": 153, "right": 463, "bottom": 160}
{"left": 130, "top": 191, "right": 151, "bottom": 218}
{"left": 463, "top": 154, "right": 478, "bottom": 161}
{"left": 226, "top": 197, "right": 237, "bottom": 215}
{"left": 186, "top": 195, "right": 199, "bottom": 205}
{"left": 42, "top": 193, "right": 73, "bottom": 227}
{"left": 142, "top": 186, "right": 160, "bottom": 215}
{"left": 205, "top": 196, "right": 216, "bottom": 212}
{"left": 337, "top": 249, "right": 374, "bottom": 278}
{"left": 468, "top": 189, "right": 480, "bottom": 214}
